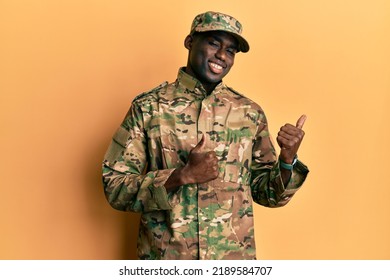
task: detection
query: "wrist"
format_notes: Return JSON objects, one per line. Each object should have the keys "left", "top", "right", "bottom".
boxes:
{"left": 165, "top": 167, "right": 189, "bottom": 192}
{"left": 177, "top": 165, "right": 194, "bottom": 185}
{"left": 279, "top": 155, "right": 298, "bottom": 170}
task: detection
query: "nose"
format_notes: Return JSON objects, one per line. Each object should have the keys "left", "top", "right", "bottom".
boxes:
{"left": 215, "top": 48, "right": 226, "bottom": 61}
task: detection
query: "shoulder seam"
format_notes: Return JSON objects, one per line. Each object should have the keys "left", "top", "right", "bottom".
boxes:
{"left": 132, "top": 81, "right": 169, "bottom": 103}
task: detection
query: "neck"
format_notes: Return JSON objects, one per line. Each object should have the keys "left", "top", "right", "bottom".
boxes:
{"left": 183, "top": 67, "right": 220, "bottom": 95}
{"left": 203, "top": 83, "right": 219, "bottom": 95}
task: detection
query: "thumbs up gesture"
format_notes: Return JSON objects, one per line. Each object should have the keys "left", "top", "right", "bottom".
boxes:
{"left": 181, "top": 134, "right": 219, "bottom": 184}
{"left": 277, "top": 115, "right": 307, "bottom": 164}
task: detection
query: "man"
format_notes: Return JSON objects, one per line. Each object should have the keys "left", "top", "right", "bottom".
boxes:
{"left": 102, "top": 11, "right": 309, "bottom": 260}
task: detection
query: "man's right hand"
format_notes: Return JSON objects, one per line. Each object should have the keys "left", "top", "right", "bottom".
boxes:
{"left": 164, "top": 134, "right": 219, "bottom": 192}
{"left": 181, "top": 134, "right": 219, "bottom": 184}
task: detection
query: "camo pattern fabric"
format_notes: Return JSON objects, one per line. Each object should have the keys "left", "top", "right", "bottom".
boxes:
{"left": 102, "top": 68, "right": 309, "bottom": 260}
{"left": 191, "top": 11, "right": 243, "bottom": 35}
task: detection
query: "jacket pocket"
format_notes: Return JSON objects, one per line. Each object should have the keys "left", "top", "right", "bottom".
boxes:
{"left": 222, "top": 120, "right": 255, "bottom": 184}
{"left": 146, "top": 117, "right": 182, "bottom": 169}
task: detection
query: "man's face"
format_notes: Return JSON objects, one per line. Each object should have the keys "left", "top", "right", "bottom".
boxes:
{"left": 185, "top": 31, "right": 238, "bottom": 90}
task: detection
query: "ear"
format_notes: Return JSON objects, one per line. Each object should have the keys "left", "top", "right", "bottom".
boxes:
{"left": 184, "top": 35, "right": 193, "bottom": 50}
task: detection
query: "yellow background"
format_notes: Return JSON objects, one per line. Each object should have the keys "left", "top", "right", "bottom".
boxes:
{"left": 1, "top": 0, "right": 389, "bottom": 259}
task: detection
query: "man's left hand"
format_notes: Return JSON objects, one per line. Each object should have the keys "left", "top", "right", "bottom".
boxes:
{"left": 277, "top": 115, "right": 307, "bottom": 163}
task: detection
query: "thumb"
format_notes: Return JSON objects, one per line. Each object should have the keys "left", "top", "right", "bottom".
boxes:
{"left": 192, "top": 134, "right": 206, "bottom": 152}
{"left": 296, "top": 114, "right": 307, "bottom": 129}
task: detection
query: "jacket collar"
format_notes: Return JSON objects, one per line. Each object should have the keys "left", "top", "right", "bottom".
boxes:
{"left": 176, "top": 68, "right": 225, "bottom": 96}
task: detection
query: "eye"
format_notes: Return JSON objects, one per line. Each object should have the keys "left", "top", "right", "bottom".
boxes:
{"left": 209, "top": 40, "right": 220, "bottom": 47}
{"left": 227, "top": 48, "right": 237, "bottom": 55}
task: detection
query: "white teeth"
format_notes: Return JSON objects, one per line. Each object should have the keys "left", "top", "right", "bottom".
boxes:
{"left": 210, "top": 63, "right": 222, "bottom": 70}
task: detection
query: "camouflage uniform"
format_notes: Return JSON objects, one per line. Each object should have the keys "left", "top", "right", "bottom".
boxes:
{"left": 102, "top": 68, "right": 309, "bottom": 260}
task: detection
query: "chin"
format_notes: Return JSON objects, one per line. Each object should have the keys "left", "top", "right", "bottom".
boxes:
{"left": 207, "top": 72, "right": 227, "bottom": 82}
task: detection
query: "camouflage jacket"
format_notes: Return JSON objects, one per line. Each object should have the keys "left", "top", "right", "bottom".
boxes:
{"left": 102, "top": 68, "right": 309, "bottom": 260}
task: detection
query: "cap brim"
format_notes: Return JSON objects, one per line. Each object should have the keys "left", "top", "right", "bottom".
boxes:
{"left": 231, "top": 33, "right": 250, "bottom": 53}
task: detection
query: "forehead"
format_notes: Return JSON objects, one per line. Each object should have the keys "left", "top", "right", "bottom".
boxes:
{"left": 196, "top": 31, "right": 239, "bottom": 48}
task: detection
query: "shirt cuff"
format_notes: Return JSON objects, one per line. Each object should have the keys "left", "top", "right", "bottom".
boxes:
{"left": 148, "top": 168, "right": 177, "bottom": 210}
{"left": 274, "top": 159, "right": 309, "bottom": 206}
{"left": 285, "top": 159, "right": 309, "bottom": 190}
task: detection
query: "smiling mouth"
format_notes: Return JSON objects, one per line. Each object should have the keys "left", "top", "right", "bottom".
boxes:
{"left": 209, "top": 62, "right": 224, "bottom": 74}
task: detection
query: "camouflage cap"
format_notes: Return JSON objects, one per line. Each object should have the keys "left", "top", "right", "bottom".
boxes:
{"left": 190, "top": 11, "right": 250, "bottom": 53}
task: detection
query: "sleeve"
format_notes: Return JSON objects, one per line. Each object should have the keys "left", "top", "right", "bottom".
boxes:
{"left": 249, "top": 115, "right": 309, "bottom": 208}
{"left": 102, "top": 102, "right": 176, "bottom": 213}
